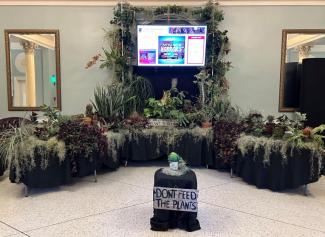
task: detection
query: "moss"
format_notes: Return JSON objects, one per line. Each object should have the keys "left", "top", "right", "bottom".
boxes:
{"left": 105, "top": 129, "right": 130, "bottom": 161}
{"left": 7, "top": 135, "right": 66, "bottom": 182}
{"left": 105, "top": 127, "right": 213, "bottom": 160}
{"left": 237, "top": 134, "right": 325, "bottom": 177}
{"left": 161, "top": 159, "right": 190, "bottom": 176}
{"left": 237, "top": 135, "right": 288, "bottom": 165}
{"left": 132, "top": 127, "right": 213, "bottom": 155}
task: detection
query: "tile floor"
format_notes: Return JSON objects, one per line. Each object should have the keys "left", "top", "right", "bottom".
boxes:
{"left": 0, "top": 162, "right": 325, "bottom": 237}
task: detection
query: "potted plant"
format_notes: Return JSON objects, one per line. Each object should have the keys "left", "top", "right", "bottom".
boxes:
{"left": 194, "top": 69, "right": 210, "bottom": 105}
{"left": 83, "top": 104, "right": 94, "bottom": 125}
{"left": 200, "top": 107, "right": 214, "bottom": 128}
{"left": 168, "top": 152, "right": 181, "bottom": 171}
{"left": 0, "top": 122, "right": 71, "bottom": 192}
{"left": 144, "top": 89, "right": 189, "bottom": 127}
{"left": 58, "top": 120, "right": 108, "bottom": 177}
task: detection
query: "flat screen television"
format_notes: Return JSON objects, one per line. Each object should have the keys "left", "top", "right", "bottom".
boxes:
{"left": 137, "top": 25, "right": 207, "bottom": 67}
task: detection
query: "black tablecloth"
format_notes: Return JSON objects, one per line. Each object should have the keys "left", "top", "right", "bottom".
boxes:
{"left": 105, "top": 128, "right": 214, "bottom": 167}
{"left": 150, "top": 168, "right": 200, "bottom": 232}
{"left": 9, "top": 154, "right": 72, "bottom": 188}
{"left": 0, "top": 155, "right": 5, "bottom": 176}
{"left": 235, "top": 147, "right": 321, "bottom": 191}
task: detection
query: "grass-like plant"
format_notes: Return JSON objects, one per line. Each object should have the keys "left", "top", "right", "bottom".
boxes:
{"left": 0, "top": 122, "right": 66, "bottom": 181}
{"left": 92, "top": 83, "right": 136, "bottom": 122}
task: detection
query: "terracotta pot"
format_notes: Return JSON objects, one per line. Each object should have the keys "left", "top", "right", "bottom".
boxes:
{"left": 201, "top": 121, "right": 212, "bottom": 128}
{"left": 82, "top": 117, "right": 92, "bottom": 125}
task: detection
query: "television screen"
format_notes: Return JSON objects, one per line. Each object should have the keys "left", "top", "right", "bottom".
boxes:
{"left": 137, "top": 25, "right": 207, "bottom": 67}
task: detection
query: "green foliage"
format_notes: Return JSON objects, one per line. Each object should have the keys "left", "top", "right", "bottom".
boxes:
{"left": 168, "top": 152, "right": 182, "bottom": 162}
{"left": 110, "top": 2, "right": 138, "bottom": 27}
{"left": 40, "top": 104, "right": 59, "bottom": 123}
{"left": 36, "top": 105, "right": 74, "bottom": 140}
{"left": 0, "top": 122, "right": 65, "bottom": 181}
{"left": 91, "top": 1, "right": 232, "bottom": 120}
{"left": 92, "top": 83, "right": 136, "bottom": 122}
{"left": 188, "top": 1, "right": 232, "bottom": 121}
{"left": 129, "top": 76, "right": 154, "bottom": 112}
{"left": 287, "top": 125, "right": 325, "bottom": 148}
{"left": 99, "top": 47, "right": 129, "bottom": 82}
{"left": 0, "top": 122, "right": 34, "bottom": 169}
{"left": 143, "top": 89, "right": 189, "bottom": 127}
{"left": 154, "top": 5, "right": 188, "bottom": 15}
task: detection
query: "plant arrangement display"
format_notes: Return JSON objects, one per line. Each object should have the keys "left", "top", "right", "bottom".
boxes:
{"left": 123, "top": 112, "right": 149, "bottom": 130}
{"left": 84, "top": 1, "right": 245, "bottom": 171}
{"left": 237, "top": 112, "right": 325, "bottom": 177}
{"left": 144, "top": 89, "right": 189, "bottom": 127}
{"left": 58, "top": 120, "right": 108, "bottom": 175}
{"left": 86, "top": 1, "right": 232, "bottom": 131}
{"left": 0, "top": 119, "right": 66, "bottom": 182}
{"left": 0, "top": 104, "right": 111, "bottom": 188}
{"left": 214, "top": 121, "right": 245, "bottom": 168}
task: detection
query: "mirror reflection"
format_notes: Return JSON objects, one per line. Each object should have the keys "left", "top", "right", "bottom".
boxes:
{"left": 280, "top": 30, "right": 325, "bottom": 111}
{"left": 5, "top": 30, "right": 60, "bottom": 110}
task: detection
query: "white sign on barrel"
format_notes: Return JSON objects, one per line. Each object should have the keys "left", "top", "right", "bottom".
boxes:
{"left": 153, "top": 187, "right": 198, "bottom": 212}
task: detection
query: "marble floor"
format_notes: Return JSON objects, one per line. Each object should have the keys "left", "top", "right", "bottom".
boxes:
{"left": 0, "top": 162, "right": 325, "bottom": 237}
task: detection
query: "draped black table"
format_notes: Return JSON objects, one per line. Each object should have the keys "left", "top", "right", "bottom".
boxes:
{"left": 150, "top": 168, "right": 200, "bottom": 232}
{"left": 235, "top": 147, "right": 322, "bottom": 191}
{"left": 0, "top": 155, "right": 5, "bottom": 176}
{"left": 105, "top": 128, "right": 214, "bottom": 167}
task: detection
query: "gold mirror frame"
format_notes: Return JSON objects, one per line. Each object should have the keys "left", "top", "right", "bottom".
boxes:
{"left": 279, "top": 29, "right": 325, "bottom": 112}
{"left": 4, "top": 29, "right": 61, "bottom": 111}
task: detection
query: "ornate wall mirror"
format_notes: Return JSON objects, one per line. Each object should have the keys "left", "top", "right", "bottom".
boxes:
{"left": 279, "top": 29, "right": 325, "bottom": 112}
{"left": 5, "top": 29, "right": 61, "bottom": 111}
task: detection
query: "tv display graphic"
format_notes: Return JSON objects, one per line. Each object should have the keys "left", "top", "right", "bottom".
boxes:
{"left": 158, "top": 36, "right": 185, "bottom": 65}
{"left": 137, "top": 25, "right": 207, "bottom": 67}
{"left": 139, "top": 50, "right": 156, "bottom": 64}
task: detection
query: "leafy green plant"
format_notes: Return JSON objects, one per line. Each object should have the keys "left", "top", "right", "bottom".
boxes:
{"left": 244, "top": 111, "right": 264, "bottom": 136}
{"left": 35, "top": 105, "right": 73, "bottom": 140}
{"left": 194, "top": 69, "right": 210, "bottom": 106}
{"left": 287, "top": 125, "right": 325, "bottom": 148}
{"left": 143, "top": 89, "right": 189, "bottom": 127}
{"left": 129, "top": 76, "right": 154, "bottom": 112}
{"left": 168, "top": 152, "right": 182, "bottom": 163}
{"left": 92, "top": 83, "right": 136, "bottom": 122}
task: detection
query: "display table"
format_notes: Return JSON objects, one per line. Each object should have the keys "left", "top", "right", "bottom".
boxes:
{"left": 0, "top": 155, "right": 5, "bottom": 176}
{"left": 105, "top": 127, "right": 214, "bottom": 167}
{"left": 235, "top": 147, "right": 322, "bottom": 191}
{"left": 150, "top": 168, "right": 200, "bottom": 232}
{"left": 9, "top": 154, "right": 72, "bottom": 196}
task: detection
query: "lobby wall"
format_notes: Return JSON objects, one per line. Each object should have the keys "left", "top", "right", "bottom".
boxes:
{"left": 0, "top": 5, "right": 325, "bottom": 117}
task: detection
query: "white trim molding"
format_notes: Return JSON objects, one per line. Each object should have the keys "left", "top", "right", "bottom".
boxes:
{"left": 1, "top": 0, "right": 325, "bottom": 6}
